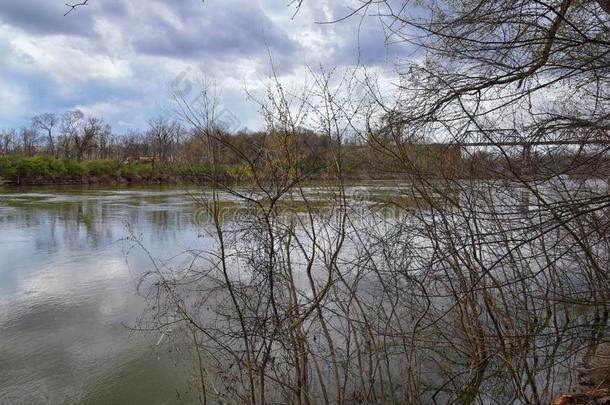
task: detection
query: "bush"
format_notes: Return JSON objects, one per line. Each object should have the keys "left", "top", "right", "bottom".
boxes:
{"left": 0, "top": 156, "right": 18, "bottom": 179}
{"left": 0, "top": 155, "right": 63, "bottom": 180}
{"left": 83, "top": 159, "right": 119, "bottom": 177}
{"left": 0, "top": 155, "right": 214, "bottom": 184}
{"left": 225, "top": 163, "right": 252, "bottom": 180}
{"left": 63, "top": 159, "right": 85, "bottom": 177}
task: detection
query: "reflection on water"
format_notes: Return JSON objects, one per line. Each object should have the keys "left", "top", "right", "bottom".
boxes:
{"left": 0, "top": 185, "right": 210, "bottom": 404}
{"left": 0, "top": 182, "right": 424, "bottom": 403}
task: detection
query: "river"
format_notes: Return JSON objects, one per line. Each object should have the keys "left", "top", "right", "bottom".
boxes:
{"left": 2, "top": 181, "right": 605, "bottom": 403}
{"left": 0, "top": 186, "right": 216, "bottom": 404}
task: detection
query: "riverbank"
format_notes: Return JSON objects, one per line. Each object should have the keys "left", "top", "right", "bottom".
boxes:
{"left": 1, "top": 154, "right": 603, "bottom": 187}
{"left": 0, "top": 155, "right": 225, "bottom": 186}
{"left": 0, "top": 154, "right": 408, "bottom": 186}
{"left": 0, "top": 173, "right": 208, "bottom": 186}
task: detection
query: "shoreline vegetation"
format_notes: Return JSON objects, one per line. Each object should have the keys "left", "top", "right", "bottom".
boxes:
{"left": 0, "top": 154, "right": 230, "bottom": 186}
{"left": 0, "top": 148, "right": 461, "bottom": 186}
{"left": 0, "top": 154, "right": 380, "bottom": 186}
{"left": 1, "top": 149, "right": 605, "bottom": 187}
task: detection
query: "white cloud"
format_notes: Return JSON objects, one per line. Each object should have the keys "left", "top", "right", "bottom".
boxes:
{"left": 93, "top": 18, "right": 129, "bottom": 56}
{"left": 10, "top": 34, "right": 132, "bottom": 82}
{"left": 74, "top": 99, "right": 149, "bottom": 129}
{"left": 0, "top": 0, "right": 398, "bottom": 131}
{"left": 0, "top": 77, "right": 26, "bottom": 118}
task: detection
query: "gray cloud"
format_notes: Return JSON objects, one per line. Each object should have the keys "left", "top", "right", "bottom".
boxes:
{"left": 132, "top": 1, "right": 297, "bottom": 67}
{"left": 0, "top": 0, "right": 398, "bottom": 130}
{"left": 0, "top": 0, "right": 125, "bottom": 37}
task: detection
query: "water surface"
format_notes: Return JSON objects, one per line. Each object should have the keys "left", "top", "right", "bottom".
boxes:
{"left": 0, "top": 185, "right": 212, "bottom": 404}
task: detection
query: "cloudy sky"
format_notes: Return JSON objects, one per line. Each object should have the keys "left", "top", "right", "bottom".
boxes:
{"left": 0, "top": 0, "right": 400, "bottom": 132}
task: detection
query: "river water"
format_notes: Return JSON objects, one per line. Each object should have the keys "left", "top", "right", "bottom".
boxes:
{"left": 0, "top": 186, "right": 217, "bottom": 404}
{"left": 0, "top": 183, "right": 408, "bottom": 404}
{"left": 1, "top": 182, "right": 606, "bottom": 403}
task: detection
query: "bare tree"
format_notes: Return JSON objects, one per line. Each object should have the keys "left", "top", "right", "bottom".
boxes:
{"left": 92, "top": 118, "right": 112, "bottom": 159}
{"left": 61, "top": 110, "right": 110, "bottom": 161}
{"left": 80, "top": 117, "right": 110, "bottom": 161}
{"left": 19, "top": 127, "right": 39, "bottom": 157}
{"left": 64, "top": 2, "right": 608, "bottom": 403}
{"left": 120, "top": 130, "right": 150, "bottom": 161}
{"left": 61, "top": 109, "right": 85, "bottom": 160}
{"left": 0, "top": 129, "right": 16, "bottom": 153}
{"left": 32, "top": 113, "right": 58, "bottom": 156}
{"left": 132, "top": 71, "right": 609, "bottom": 404}
{"left": 147, "top": 117, "right": 180, "bottom": 163}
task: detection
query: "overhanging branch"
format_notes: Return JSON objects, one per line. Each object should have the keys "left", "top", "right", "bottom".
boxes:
{"left": 64, "top": 0, "right": 89, "bottom": 16}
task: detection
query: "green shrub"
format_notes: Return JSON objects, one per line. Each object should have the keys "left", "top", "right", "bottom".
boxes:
{"left": 0, "top": 155, "right": 215, "bottom": 183}
{"left": 63, "top": 159, "right": 85, "bottom": 177}
{"left": 83, "top": 159, "right": 119, "bottom": 177}
{"left": 225, "top": 163, "right": 252, "bottom": 180}
{"left": 0, "top": 156, "right": 18, "bottom": 179}
{"left": 117, "top": 163, "right": 154, "bottom": 179}
{"left": 16, "top": 155, "right": 52, "bottom": 178}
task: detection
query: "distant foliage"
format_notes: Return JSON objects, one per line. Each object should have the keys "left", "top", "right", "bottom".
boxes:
{"left": 0, "top": 155, "right": 226, "bottom": 185}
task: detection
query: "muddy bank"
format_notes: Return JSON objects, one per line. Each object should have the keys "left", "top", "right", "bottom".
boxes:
{"left": 552, "top": 344, "right": 610, "bottom": 405}
{"left": 0, "top": 174, "right": 210, "bottom": 186}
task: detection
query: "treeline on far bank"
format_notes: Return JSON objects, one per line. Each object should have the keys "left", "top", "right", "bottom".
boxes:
{"left": 1, "top": 109, "right": 605, "bottom": 186}
{"left": 1, "top": 146, "right": 603, "bottom": 186}
{"left": 0, "top": 148, "right": 460, "bottom": 186}
{"left": 0, "top": 109, "right": 467, "bottom": 185}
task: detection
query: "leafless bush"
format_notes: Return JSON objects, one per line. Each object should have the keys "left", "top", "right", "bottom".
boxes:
{"left": 126, "top": 1, "right": 609, "bottom": 403}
